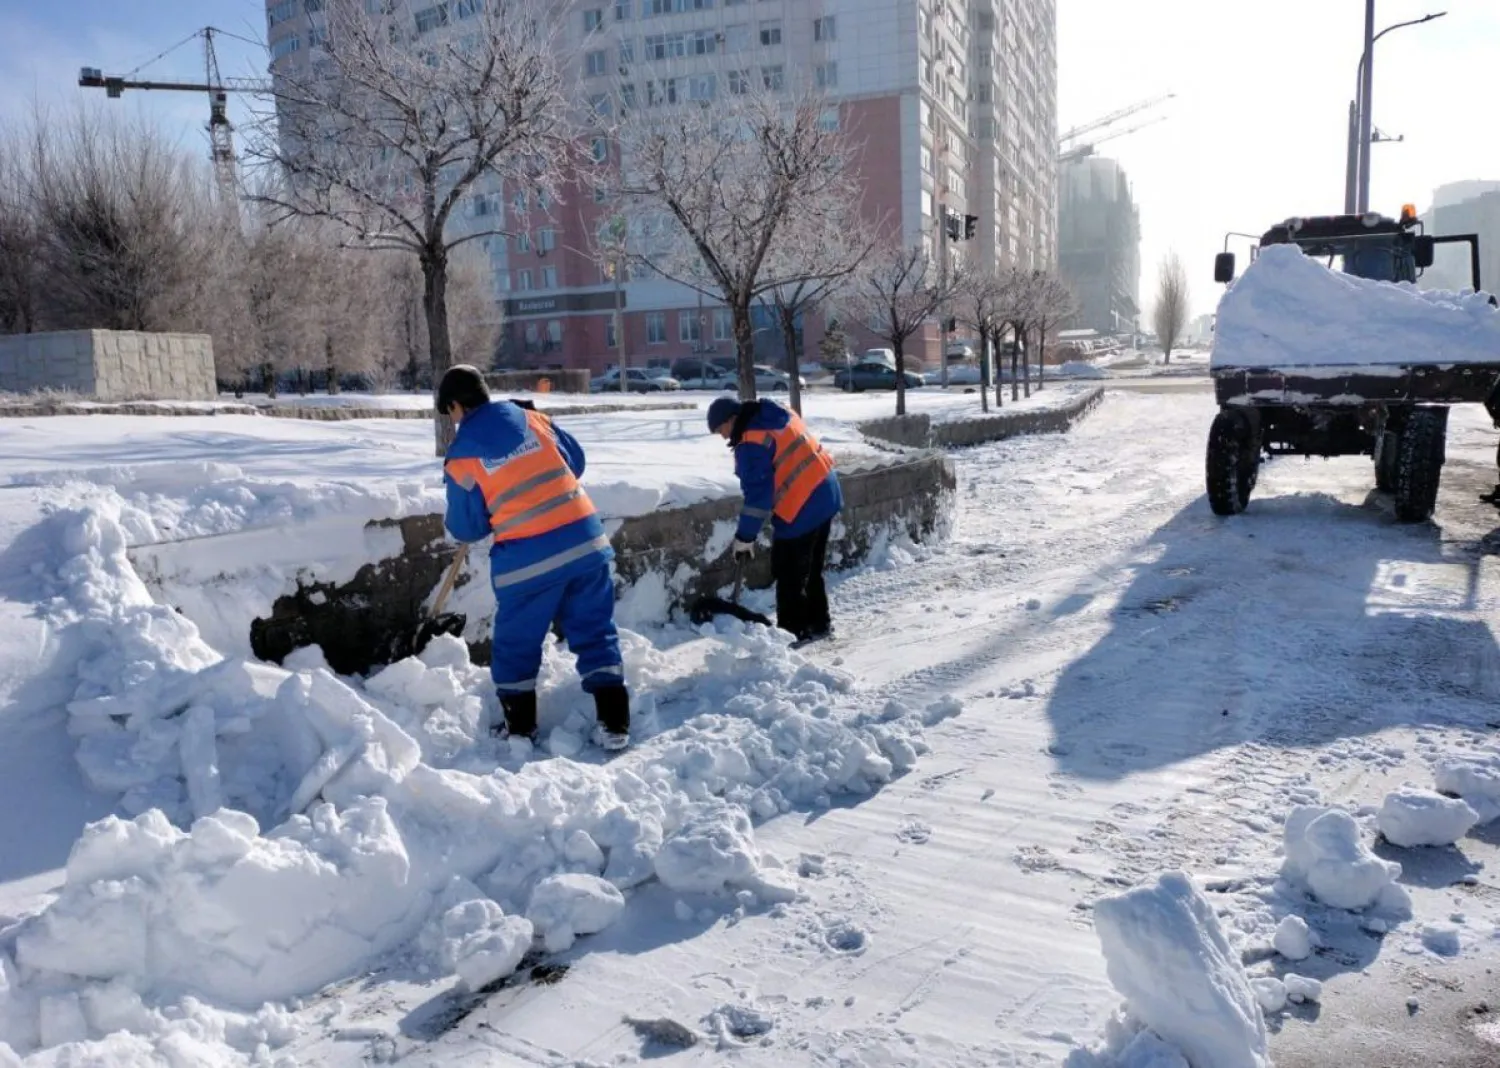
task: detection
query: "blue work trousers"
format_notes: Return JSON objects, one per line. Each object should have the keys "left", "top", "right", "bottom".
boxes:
{"left": 490, "top": 560, "right": 624, "bottom": 695}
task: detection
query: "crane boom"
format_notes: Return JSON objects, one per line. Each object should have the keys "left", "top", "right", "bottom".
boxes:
{"left": 1057, "top": 91, "right": 1174, "bottom": 148}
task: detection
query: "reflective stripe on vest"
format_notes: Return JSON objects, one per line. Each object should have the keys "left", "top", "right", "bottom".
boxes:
{"left": 741, "top": 412, "right": 835, "bottom": 523}
{"left": 446, "top": 409, "right": 597, "bottom": 543}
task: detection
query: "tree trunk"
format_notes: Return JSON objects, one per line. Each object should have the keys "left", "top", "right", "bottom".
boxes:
{"left": 991, "top": 327, "right": 1003, "bottom": 409}
{"left": 1036, "top": 320, "right": 1046, "bottom": 391}
{"left": 732, "top": 300, "right": 758, "bottom": 401}
{"left": 778, "top": 303, "right": 801, "bottom": 415}
{"left": 422, "top": 249, "right": 455, "bottom": 455}
{"left": 1009, "top": 322, "right": 1020, "bottom": 403}
{"left": 979, "top": 328, "right": 990, "bottom": 414}
{"left": 261, "top": 361, "right": 277, "bottom": 400}
{"left": 894, "top": 335, "right": 907, "bottom": 417}
{"left": 325, "top": 336, "right": 340, "bottom": 395}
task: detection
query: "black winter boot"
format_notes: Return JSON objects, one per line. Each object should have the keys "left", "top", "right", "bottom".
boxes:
{"left": 493, "top": 690, "right": 539, "bottom": 743}
{"left": 591, "top": 686, "right": 630, "bottom": 751}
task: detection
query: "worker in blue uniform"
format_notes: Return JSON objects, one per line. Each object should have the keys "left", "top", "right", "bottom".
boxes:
{"left": 439, "top": 365, "right": 629, "bottom": 750}
{"left": 708, "top": 395, "right": 842, "bottom": 645}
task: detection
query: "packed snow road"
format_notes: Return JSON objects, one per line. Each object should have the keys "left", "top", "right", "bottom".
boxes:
{"left": 283, "top": 387, "right": 1500, "bottom": 1066}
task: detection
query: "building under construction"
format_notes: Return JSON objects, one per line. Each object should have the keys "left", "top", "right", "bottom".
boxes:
{"left": 1057, "top": 156, "right": 1140, "bottom": 336}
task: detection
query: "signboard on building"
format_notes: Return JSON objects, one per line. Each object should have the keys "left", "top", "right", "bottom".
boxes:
{"left": 503, "top": 291, "right": 624, "bottom": 318}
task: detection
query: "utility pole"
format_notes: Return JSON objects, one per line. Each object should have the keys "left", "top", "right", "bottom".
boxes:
{"left": 1343, "top": 99, "right": 1360, "bottom": 213}
{"left": 1356, "top": 0, "right": 1376, "bottom": 213}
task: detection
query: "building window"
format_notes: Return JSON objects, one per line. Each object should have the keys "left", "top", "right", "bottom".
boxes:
{"left": 724, "top": 23, "right": 749, "bottom": 51}
{"left": 620, "top": 82, "right": 637, "bottom": 108}
{"left": 813, "top": 15, "right": 835, "bottom": 41}
{"left": 761, "top": 64, "right": 784, "bottom": 91}
{"left": 615, "top": 0, "right": 631, "bottom": 18}
{"left": 921, "top": 145, "right": 932, "bottom": 174}
{"left": 591, "top": 136, "right": 609, "bottom": 162}
{"left": 268, "top": 1, "right": 299, "bottom": 27}
{"left": 647, "top": 78, "right": 678, "bottom": 105}
{"left": 646, "top": 312, "right": 666, "bottom": 344}
{"left": 689, "top": 74, "right": 716, "bottom": 101}
{"left": 454, "top": 0, "right": 481, "bottom": 17}
{"left": 679, "top": 312, "right": 701, "bottom": 343}
{"left": 758, "top": 20, "right": 781, "bottom": 46}
{"left": 606, "top": 318, "right": 618, "bottom": 348}
{"left": 815, "top": 62, "right": 837, "bottom": 88}
{"left": 547, "top": 320, "right": 563, "bottom": 345}
{"left": 270, "top": 35, "right": 301, "bottom": 60}
{"left": 588, "top": 93, "right": 612, "bottom": 118}
{"left": 583, "top": 7, "right": 603, "bottom": 31}
{"left": 727, "top": 69, "right": 751, "bottom": 95}
{"left": 495, "top": 271, "right": 511, "bottom": 292}
{"left": 585, "top": 50, "right": 608, "bottom": 76}
{"left": 413, "top": 3, "right": 448, "bottom": 34}
{"left": 538, "top": 228, "right": 556, "bottom": 252}
{"left": 619, "top": 38, "right": 635, "bottom": 64}
{"left": 690, "top": 0, "right": 714, "bottom": 8}
{"left": 645, "top": 33, "right": 686, "bottom": 60}
{"left": 517, "top": 231, "right": 532, "bottom": 252}
{"left": 689, "top": 30, "right": 718, "bottom": 55}
{"left": 713, "top": 308, "right": 732, "bottom": 341}
{"left": 819, "top": 107, "right": 839, "bottom": 131}
{"left": 517, "top": 269, "right": 533, "bottom": 291}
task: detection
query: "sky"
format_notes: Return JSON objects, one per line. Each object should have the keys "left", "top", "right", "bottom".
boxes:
{"left": 1057, "top": 0, "right": 1500, "bottom": 320}
{"left": 2, "top": 1, "right": 1497, "bottom": 323}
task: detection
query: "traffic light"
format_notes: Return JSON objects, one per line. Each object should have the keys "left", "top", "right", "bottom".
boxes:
{"left": 944, "top": 211, "right": 961, "bottom": 241}
{"left": 963, "top": 214, "right": 979, "bottom": 240}
{"left": 944, "top": 317, "right": 957, "bottom": 333}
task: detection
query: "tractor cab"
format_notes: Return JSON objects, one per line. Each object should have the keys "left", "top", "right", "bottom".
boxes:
{"left": 1214, "top": 205, "right": 1435, "bottom": 286}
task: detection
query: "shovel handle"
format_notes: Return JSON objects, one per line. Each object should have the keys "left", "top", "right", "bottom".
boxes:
{"left": 430, "top": 545, "right": 468, "bottom": 618}
{"left": 732, "top": 559, "right": 744, "bottom": 604}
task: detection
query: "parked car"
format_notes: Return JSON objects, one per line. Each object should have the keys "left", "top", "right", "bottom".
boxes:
{"left": 858, "top": 348, "right": 897, "bottom": 368}
{"left": 752, "top": 364, "right": 808, "bottom": 393}
{"left": 942, "top": 362, "right": 985, "bottom": 386}
{"left": 832, "top": 361, "right": 927, "bottom": 392}
{"left": 670, "top": 357, "right": 735, "bottom": 389}
{"left": 589, "top": 368, "right": 681, "bottom": 393}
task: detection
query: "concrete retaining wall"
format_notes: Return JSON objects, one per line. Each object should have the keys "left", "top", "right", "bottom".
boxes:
{"left": 858, "top": 387, "right": 1104, "bottom": 450}
{"left": 0, "top": 330, "right": 216, "bottom": 401}
{"left": 0, "top": 399, "right": 698, "bottom": 420}
{"left": 246, "top": 452, "right": 956, "bottom": 674}
{"left": 487, "top": 369, "right": 591, "bottom": 393}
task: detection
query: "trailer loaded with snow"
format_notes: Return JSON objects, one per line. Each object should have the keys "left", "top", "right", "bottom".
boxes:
{"left": 1205, "top": 207, "right": 1498, "bottom": 522}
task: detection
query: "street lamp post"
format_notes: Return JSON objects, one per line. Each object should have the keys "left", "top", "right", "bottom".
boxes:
{"left": 1346, "top": 7, "right": 1446, "bottom": 214}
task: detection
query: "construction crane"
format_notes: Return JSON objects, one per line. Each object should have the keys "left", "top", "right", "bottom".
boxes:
{"left": 1057, "top": 91, "right": 1174, "bottom": 163}
{"left": 78, "top": 26, "right": 271, "bottom": 202}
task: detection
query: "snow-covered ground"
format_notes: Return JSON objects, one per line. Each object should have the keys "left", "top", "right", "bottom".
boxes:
{"left": 5, "top": 382, "right": 1500, "bottom": 1066}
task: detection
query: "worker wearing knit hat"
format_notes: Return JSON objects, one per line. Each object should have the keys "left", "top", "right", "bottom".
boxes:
{"left": 708, "top": 393, "right": 842, "bottom": 646}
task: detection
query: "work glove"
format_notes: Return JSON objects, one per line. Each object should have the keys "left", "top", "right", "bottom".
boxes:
{"left": 732, "top": 538, "right": 755, "bottom": 559}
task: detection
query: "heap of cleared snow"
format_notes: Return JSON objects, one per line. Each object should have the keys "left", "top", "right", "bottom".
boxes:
{"left": 1272, "top": 914, "right": 1317, "bottom": 961}
{"left": 1434, "top": 750, "right": 1500, "bottom": 824}
{"left": 1083, "top": 872, "right": 1270, "bottom": 1068}
{"left": 0, "top": 488, "right": 957, "bottom": 1062}
{"left": 1211, "top": 242, "right": 1500, "bottom": 370}
{"left": 1377, "top": 787, "right": 1480, "bottom": 848}
{"left": 1280, "top": 805, "right": 1407, "bottom": 913}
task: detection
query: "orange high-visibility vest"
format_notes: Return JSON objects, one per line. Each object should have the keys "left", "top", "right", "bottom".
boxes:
{"left": 740, "top": 411, "right": 835, "bottom": 524}
{"left": 445, "top": 409, "right": 597, "bottom": 542}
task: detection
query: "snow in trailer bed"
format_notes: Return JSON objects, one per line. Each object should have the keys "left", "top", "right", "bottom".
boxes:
{"left": 1209, "top": 242, "right": 1500, "bottom": 371}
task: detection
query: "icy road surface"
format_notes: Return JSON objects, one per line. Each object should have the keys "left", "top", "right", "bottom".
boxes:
{"left": 284, "top": 387, "right": 1500, "bottom": 1067}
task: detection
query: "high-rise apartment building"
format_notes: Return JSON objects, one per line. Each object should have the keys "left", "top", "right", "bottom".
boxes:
{"left": 264, "top": 0, "right": 1057, "bottom": 372}
{"left": 1057, "top": 155, "right": 1139, "bottom": 336}
{"left": 1421, "top": 181, "right": 1500, "bottom": 296}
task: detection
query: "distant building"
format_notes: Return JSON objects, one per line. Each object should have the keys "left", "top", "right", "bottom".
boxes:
{"left": 1421, "top": 183, "right": 1500, "bottom": 296}
{"left": 1057, "top": 156, "right": 1139, "bottom": 336}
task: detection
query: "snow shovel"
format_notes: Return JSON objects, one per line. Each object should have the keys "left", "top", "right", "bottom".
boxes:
{"left": 689, "top": 560, "right": 773, "bottom": 627}
{"left": 382, "top": 544, "right": 469, "bottom": 662}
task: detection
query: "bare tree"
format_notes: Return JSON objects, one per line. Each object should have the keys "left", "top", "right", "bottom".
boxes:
{"left": 994, "top": 266, "right": 1037, "bottom": 402}
{"left": 0, "top": 126, "right": 41, "bottom": 334}
{"left": 958, "top": 270, "right": 1011, "bottom": 414}
{"left": 1153, "top": 252, "right": 1189, "bottom": 364}
{"left": 1031, "top": 273, "right": 1079, "bottom": 390}
{"left": 245, "top": 0, "right": 576, "bottom": 448}
{"left": 756, "top": 207, "right": 874, "bottom": 414}
{"left": 844, "top": 241, "right": 963, "bottom": 416}
{"left": 614, "top": 77, "right": 857, "bottom": 401}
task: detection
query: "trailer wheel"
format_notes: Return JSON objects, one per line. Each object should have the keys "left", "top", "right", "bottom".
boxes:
{"left": 1393, "top": 407, "right": 1447, "bottom": 522}
{"left": 1206, "top": 409, "right": 1260, "bottom": 516}
{"left": 1374, "top": 429, "right": 1401, "bottom": 492}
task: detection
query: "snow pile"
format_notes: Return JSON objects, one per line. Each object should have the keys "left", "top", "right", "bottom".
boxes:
{"left": 1280, "top": 805, "right": 1407, "bottom": 912}
{"left": 1433, "top": 750, "right": 1500, "bottom": 823}
{"left": 1084, "top": 872, "right": 1270, "bottom": 1068}
{"left": 1272, "top": 914, "right": 1317, "bottom": 961}
{"left": 1377, "top": 787, "right": 1480, "bottom": 848}
{"left": 0, "top": 491, "right": 951, "bottom": 1062}
{"left": 1211, "top": 242, "right": 1500, "bottom": 370}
